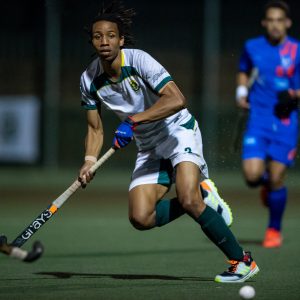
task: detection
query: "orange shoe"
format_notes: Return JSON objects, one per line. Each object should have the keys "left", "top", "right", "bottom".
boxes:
{"left": 263, "top": 228, "right": 282, "bottom": 248}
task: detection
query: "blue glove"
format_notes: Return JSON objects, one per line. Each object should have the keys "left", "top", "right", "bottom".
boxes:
{"left": 113, "top": 117, "right": 138, "bottom": 149}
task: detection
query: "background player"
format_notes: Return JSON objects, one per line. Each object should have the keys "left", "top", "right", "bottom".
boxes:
{"left": 78, "top": 1, "right": 259, "bottom": 283}
{"left": 236, "top": 0, "right": 300, "bottom": 248}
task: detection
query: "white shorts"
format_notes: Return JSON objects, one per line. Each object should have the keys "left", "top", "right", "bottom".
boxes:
{"left": 129, "top": 114, "right": 209, "bottom": 191}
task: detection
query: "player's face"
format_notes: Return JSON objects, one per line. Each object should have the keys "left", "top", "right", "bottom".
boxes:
{"left": 91, "top": 20, "right": 124, "bottom": 61}
{"left": 262, "top": 8, "right": 291, "bottom": 42}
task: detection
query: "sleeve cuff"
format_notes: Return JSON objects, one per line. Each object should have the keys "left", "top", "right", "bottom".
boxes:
{"left": 154, "top": 76, "right": 173, "bottom": 93}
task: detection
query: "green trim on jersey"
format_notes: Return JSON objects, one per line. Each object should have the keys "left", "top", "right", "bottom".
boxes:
{"left": 91, "top": 73, "right": 111, "bottom": 92}
{"left": 180, "top": 115, "right": 196, "bottom": 130}
{"left": 157, "top": 159, "right": 173, "bottom": 187}
{"left": 154, "top": 76, "right": 173, "bottom": 93}
{"left": 89, "top": 66, "right": 172, "bottom": 96}
{"left": 90, "top": 66, "right": 140, "bottom": 93}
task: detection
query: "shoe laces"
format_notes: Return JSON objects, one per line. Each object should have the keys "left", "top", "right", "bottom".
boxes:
{"left": 227, "top": 260, "right": 239, "bottom": 273}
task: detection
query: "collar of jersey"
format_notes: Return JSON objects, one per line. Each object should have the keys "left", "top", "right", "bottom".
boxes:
{"left": 103, "top": 50, "right": 126, "bottom": 84}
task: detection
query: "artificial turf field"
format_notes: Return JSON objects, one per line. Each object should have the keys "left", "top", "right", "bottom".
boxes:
{"left": 0, "top": 170, "right": 300, "bottom": 300}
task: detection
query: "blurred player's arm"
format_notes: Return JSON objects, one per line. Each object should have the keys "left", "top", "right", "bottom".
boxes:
{"left": 236, "top": 43, "right": 255, "bottom": 109}
{"left": 236, "top": 72, "right": 250, "bottom": 109}
{"left": 293, "top": 59, "right": 300, "bottom": 98}
{"left": 79, "top": 109, "right": 104, "bottom": 185}
{"left": 131, "top": 81, "right": 186, "bottom": 124}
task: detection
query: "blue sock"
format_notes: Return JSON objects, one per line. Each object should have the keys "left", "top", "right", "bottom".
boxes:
{"left": 268, "top": 187, "right": 287, "bottom": 231}
{"left": 262, "top": 172, "right": 269, "bottom": 186}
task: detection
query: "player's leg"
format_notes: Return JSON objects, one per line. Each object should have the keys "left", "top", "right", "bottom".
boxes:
{"left": 129, "top": 184, "right": 168, "bottom": 229}
{"left": 175, "top": 161, "right": 259, "bottom": 283}
{"left": 128, "top": 153, "right": 187, "bottom": 230}
{"left": 262, "top": 140, "right": 297, "bottom": 248}
{"left": 129, "top": 183, "right": 186, "bottom": 230}
{"left": 262, "top": 160, "right": 287, "bottom": 248}
{"left": 242, "top": 131, "right": 269, "bottom": 188}
{"left": 172, "top": 114, "right": 233, "bottom": 226}
{"left": 242, "top": 158, "right": 266, "bottom": 187}
{"left": 242, "top": 158, "right": 271, "bottom": 206}
{"left": 242, "top": 132, "right": 272, "bottom": 208}
{"left": 128, "top": 147, "right": 231, "bottom": 229}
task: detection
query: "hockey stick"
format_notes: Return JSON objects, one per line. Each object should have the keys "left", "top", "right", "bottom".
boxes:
{"left": 0, "top": 235, "right": 43, "bottom": 263}
{"left": 0, "top": 147, "right": 116, "bottom": 253}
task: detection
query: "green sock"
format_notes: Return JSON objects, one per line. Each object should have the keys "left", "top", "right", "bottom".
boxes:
{"left": 155, "top": 198, "right": 185, "bottom": 227}
{"left": 195, "top": 206, "right": 244, "bottom": 261}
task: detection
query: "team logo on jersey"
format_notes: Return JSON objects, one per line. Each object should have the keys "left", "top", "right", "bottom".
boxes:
{"left": 129, "top": 79, "right": 140, "bottom": 92}
{"left": 281, "top": 56, "right": 292, "bottom": 68}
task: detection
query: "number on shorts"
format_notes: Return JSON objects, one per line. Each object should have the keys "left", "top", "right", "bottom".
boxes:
{"left": 185, "top": 147, "right": 192, "bottom": 153}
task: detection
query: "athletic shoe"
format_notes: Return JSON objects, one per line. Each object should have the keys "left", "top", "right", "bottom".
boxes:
{"left": 215, "top": 251, "right": 259, "bottom": 283}
{"left": 260, "top": 185, "right": 269, "bottom": 207}
{"left": 200, "top": 179, "right": 233, "bottom": 227}
{"left": 262, "top": 228, "right": 282, "bottom": 248}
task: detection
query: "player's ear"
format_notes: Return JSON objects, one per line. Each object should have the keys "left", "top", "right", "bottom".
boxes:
{"left": 261, "top": 19, "right": 267, "bottom": 28}
{"left": 286, "top": 18, "right": 292, "bottom": 29}
{"left": 120, "top": 36, "right": 125, "bottom": 47}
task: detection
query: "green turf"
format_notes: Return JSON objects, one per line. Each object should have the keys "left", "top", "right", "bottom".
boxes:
{"left": 1, "top": 184, "right": 300, "bottom": 300}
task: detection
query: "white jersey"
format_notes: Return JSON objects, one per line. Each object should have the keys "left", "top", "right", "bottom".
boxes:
{"left": 80, "top": 48, "right": 190, "bottom": 151}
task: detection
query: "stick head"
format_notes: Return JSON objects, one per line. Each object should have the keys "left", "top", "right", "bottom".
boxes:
{"left": 23, "top": 241, "right": 44, "bottom": 262}
{"left": 0, "top": 235, "right": 10, "bottom": 255}
{"left": 0, "top": 235, "right": 44, "bottom": 262}
{"left": 0, "top": 235, "right": 8, "bottom": 246}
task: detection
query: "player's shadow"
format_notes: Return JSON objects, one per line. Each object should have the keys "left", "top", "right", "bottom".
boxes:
{"left": 35, "top": 271, "right": 213, "bottom": 282}
{"left": 46, "top": 247, "right": 208, "bottom": 259}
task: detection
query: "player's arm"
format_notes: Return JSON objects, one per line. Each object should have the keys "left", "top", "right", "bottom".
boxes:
{"left": 131, "top": 81, "right": 186, "bottom": 124}
{"left": 236, "top": 72, "right": 250, "bottom": 109}
{"left": 112, "top": 81, "right": 186, "bottom": 149}
{"left": 236, "top": 42, "right": 254, "bottom": 109}
{"left": 293, "top": 59, "right": 300, "bottom": 98}
{"left": 79, "top": 109, "right": 104, "bottom": 186}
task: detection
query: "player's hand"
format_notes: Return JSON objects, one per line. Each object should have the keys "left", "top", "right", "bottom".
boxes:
{"left": 78, "top": 160, "right": 96, "bottom": 188}
{"left": 113, "top": 116, "right": 139, "bottom": 149}
{"left": 274, "top": 89, "right": 298, "bottom": 119}
{"left": 236, "top": 97, "right": 250, "bottom": 109}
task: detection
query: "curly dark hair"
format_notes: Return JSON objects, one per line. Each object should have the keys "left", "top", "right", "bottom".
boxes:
{"left": 86, "top": 0, "right": 136, "bottom": 47}
{"left": 263, "top": 1, "right": 291, "bottom": 18}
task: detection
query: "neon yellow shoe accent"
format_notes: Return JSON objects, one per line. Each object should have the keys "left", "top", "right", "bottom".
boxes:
{"left": 200, "top": 179, "right": 233, "bottom": 227}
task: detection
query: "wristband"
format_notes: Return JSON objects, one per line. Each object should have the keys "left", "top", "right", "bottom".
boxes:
{"left": 85, "top": 155, "right": 97, "bottom": 163}
{"left": 236, "top": 85, "right": 248, "bottom": 101}
{"left": 126, "top": 116, "right": 140, "bottom": 130}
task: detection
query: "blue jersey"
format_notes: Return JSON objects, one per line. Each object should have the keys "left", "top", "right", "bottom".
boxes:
{"left": 239, "top": 35, "right": 300, "bottom": 145}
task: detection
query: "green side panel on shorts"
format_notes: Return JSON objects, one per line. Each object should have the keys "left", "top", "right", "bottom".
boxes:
{"left": 81, "top": 101, "right": 98, "bottom": 110}
{"left": 180, "top": 115, "right": 196, "bottom": 130}
{"left": 158, "top": 159, "right": 173, "bottom": 187}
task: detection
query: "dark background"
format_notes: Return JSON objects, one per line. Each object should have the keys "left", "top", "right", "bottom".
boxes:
{"left": 0, "top": 0, "right": 299, "bottom": 171}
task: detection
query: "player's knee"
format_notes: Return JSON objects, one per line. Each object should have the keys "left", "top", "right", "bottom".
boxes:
{"left": 244, "top": 173, "right": 263, "bottom": 188}
{"left": 269, "top": 174, "right": 284, "bottom": 190}
{"left": 129, "top": 213, "right": 154, "bottom": 231}
{"left": 245, "top": 179, "right": 262, "bottom": 188}
{"left": 178, "top": 191, "right": 204, "bottom": 214}
{"left": 243, "top": 165, "right": 265, "bottom": 187}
